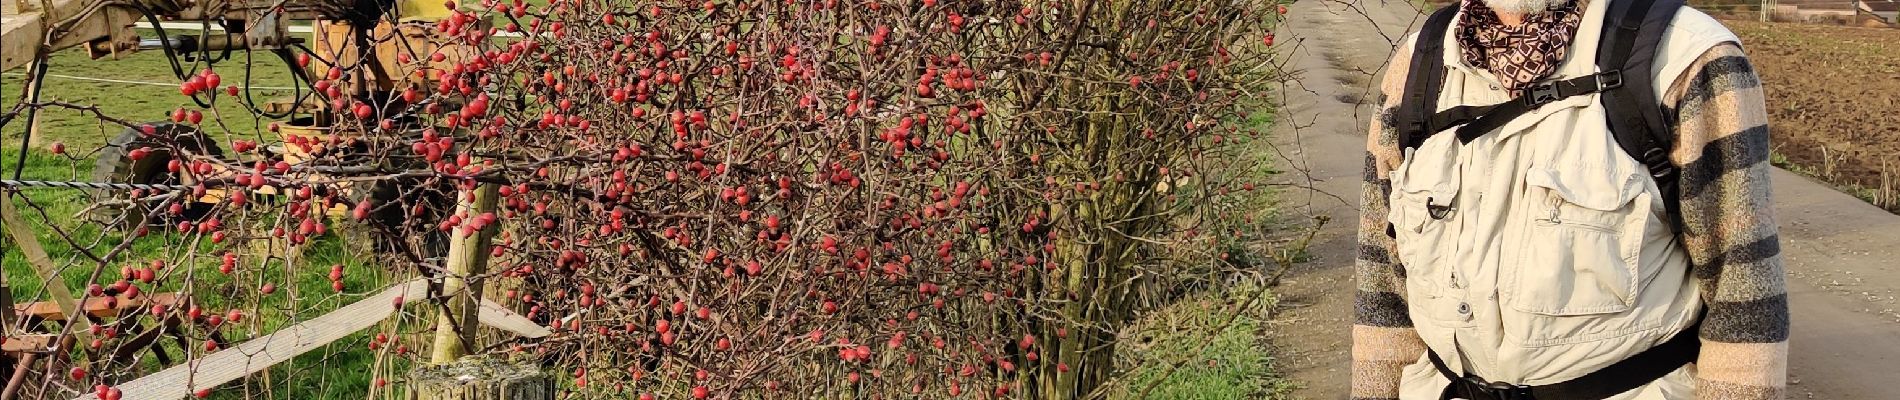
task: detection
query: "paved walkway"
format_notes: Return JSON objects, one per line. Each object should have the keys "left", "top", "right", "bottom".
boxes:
{"left": 1262, "top": 1, "right": 1900, "bottom": 398}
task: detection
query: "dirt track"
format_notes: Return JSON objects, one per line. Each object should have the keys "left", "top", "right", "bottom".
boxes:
{"left": 1262, "top": 1, "right": 1900, "bottom": 398}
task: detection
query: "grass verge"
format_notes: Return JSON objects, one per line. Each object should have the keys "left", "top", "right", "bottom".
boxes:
{"left": 1108, "top": 283, "right": 1292, "bottom": 400}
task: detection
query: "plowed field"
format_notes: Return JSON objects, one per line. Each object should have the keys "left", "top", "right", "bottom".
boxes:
{"left": 1723, "top": 21, "right": 1900, "bottom": 211}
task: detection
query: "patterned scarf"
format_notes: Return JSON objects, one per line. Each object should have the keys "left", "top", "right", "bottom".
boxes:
{"left": 1456, "top": 0, "right": 1585, "bottom": 94}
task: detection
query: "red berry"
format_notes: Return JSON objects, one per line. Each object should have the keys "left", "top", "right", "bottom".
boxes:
{"left": 353, "top": 200, "right": 374, "bottom": 220}
{"left": 692, "top": 386, "right": 710, "bottom": 399}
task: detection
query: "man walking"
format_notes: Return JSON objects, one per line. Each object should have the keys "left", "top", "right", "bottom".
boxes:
{"left": 1351, "top": 0, "right": 1788, "bottom": 398}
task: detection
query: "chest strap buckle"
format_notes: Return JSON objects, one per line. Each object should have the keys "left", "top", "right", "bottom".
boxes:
{"left": 1525, "top": 82, "right": 1562, "bottom": 106}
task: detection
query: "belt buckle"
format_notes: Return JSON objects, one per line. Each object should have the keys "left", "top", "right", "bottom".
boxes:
{"left": 1461, "top": 375, "right": 1534, "bottom": 400}
{"left": 1482, "top": 380, "right": 1534, "bottom": 400}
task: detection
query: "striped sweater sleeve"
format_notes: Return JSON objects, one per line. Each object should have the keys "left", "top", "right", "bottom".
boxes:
{"left": 1663, "top": 43, "right": 1789, "bottom": 400}
{"left": 1351, "top": 37, "right": 1427, "bottom": 400}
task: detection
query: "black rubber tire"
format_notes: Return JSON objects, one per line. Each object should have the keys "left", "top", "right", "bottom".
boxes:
{"left": 344, "top": 176, "right": 452, "bottom": 266}
{"left": 90, "top": 123, "right": 225, "bottom": 228}
{"left": 314, "top": 118, "right": 452, "bottom": 268}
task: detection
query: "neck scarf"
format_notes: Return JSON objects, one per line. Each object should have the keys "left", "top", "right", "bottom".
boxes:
{"left": 1455, "top": 0, "right": 1585, "bottom": 93}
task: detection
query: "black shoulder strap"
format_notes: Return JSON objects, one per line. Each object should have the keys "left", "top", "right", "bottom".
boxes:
{"left": 1395, "top": 4, "right": 1462, "bottom": 152}
{"left": 1598, "top": 0, "right": 1686, "bottom": 224}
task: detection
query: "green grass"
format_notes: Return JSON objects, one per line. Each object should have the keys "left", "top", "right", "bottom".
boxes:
{"left": 0, "top": 38, "right": 418, "bottom": 399}
{"left": 2, "top": 147, "right": 415, "bottom": 399}
{"left": 1109, "top": 284, "right": 1291, "bottom": 400}
{"left": 1, "top": 33, "right": 298, "bottom": 154}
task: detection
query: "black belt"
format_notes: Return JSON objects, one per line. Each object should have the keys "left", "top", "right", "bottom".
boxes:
{"left": 1430, "top": 324, "right": 1699, "bottom": 400}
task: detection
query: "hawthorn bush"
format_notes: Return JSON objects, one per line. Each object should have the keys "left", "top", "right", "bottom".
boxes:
{"left": 3, "top": 0, "right": 1281, "bottom": 398}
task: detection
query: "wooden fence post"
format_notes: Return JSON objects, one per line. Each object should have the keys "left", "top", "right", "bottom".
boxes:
{"left": 407, "top": 356, "right": 551, "bottom": 400}
{"left": 413, "top": 183, "right": 552, "bottom": 400}
{"left": 430, "top": 183, "right": 500, "bottom": 364}
{"left": 0, "top": 191, "right": 89, "bottom": 335}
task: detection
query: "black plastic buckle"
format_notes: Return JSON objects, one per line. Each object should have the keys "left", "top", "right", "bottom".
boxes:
{"left": 1598, "top": 69, "right": 1625, "bottom": 90}
{"left": 1524, "top": 82, "right": 1561, "bottom": 106}
{"left": 1641, "top": 148, "right": 1676, "bottom": 179}
{"left": 1482, "top": 381, "right": 1535, "bottom": 400}
{"left": 1461, "top": 375, "right": 1535, "bottom": 400}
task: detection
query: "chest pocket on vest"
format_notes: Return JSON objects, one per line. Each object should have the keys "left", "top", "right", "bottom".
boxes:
{"left": 1387, "top": 148, "right": 1461, "bottom": 303}
{"left": 1507, "top": 165, "right": 1654, "bottom": 339}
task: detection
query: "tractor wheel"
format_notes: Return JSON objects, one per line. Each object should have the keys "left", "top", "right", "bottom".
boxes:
{"left": 90, "top": 123, "right": 224, "bottom": 229}
{"left": 341, "top": 172, "right": 454, "bottom": 269}
{"left": 329, "top": 123, "right": 452, "bottom": 269}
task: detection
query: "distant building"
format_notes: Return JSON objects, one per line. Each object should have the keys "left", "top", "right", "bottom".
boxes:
{"left": 1774, "top": 0, "right": 1898, "bottom": 22}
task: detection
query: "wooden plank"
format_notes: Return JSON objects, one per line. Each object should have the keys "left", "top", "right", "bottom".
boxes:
{"left": 0, "top": 3, "right": 48, "bottom": 71}
{"left": 0, "top": 192, "right": 88, "bottom": 335}
{"left": 66, "top": 279, "right": 431, "bottom": 400}
{"left": 61, "top": 280, "right": 547, "bottom": 400}
{"left": 0, "top": 0, "right": 128, "bottom": 72}
{"left": 14, "top": 292, "right": 179, "bottom": 321}
{"left": 477, "top": 299, "right": 547, "bottom": 339}
{"left": 1, "top": 334, "right": 55, "bottom": 353}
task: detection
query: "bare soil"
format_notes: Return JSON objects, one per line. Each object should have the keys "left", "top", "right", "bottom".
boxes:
{"left": 1723, "top": 21, "right": 1900, "bottom": 211}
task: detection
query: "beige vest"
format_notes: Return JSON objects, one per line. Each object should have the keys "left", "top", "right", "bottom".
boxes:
{"left": 1388, "top": 2, "right": 1739, "bottom": 398}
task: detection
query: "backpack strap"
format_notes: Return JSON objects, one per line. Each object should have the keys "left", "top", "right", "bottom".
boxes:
{"left": 1394, "top": 4, "right": 1462, "bottom": 152}
{"left": 1597, "top": 0, "right": 1687, "bottom": 226}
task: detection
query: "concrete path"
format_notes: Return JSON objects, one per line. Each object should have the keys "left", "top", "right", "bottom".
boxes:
{"left": 1261, "top": 1, "right": 1900, "bottom": 399}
